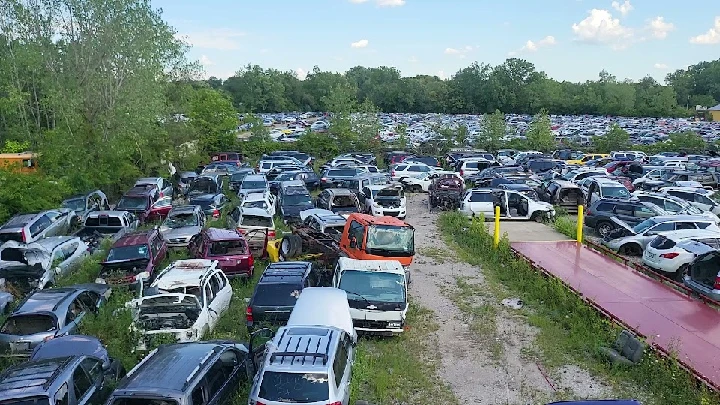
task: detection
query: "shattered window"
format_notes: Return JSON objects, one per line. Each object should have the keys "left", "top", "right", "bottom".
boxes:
{"left": 258, "top": 372, "right": 329, "bottom": 403}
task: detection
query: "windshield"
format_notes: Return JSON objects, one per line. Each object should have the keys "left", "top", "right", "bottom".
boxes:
{"left": 242, "top": 180, "right": 267, "bottom": 189}
{"left": 331, "top": 195, "right": 358, "bottom": 208}
{"left": 561, "top": 171, "right": 578, "bottom": 181}
{"left": 163, "top": 213, "right": 198, "bottom": 228}
{"left": 241, "top": 215, "right": 273, "bottom": 228}
{"left": 106, "top": 245, "right": 149, "bottom": 261}
{"left": 209, "top": 240, "right": 247, "bottom": 256}
{"left": 339, "top": 270, "right": 405, "bottom": 303}
{"left": 0, "top": 314, "right": 57, "bottom": 335}
{"left": 231, "top": 172, "right": 250, "bottom": 181}
{"left": 259, "top": 372, "right": 329, "bottom": 403}
{"left": 189, "top": 198, "right": 215, "bottom": 210}
{"left": 601, "top": 186, "right": 630, "bottom": 198}
{"left": 116, "top": 196, "right": 148, "bottom": 210}
{"left": 275, "top": 173, "right": 296, "bottom": 181}
{"left": 62, "top": 198, "right": 85, "bottom": 211}
{"left": 633, "top": 219, "right": 657, "bottom": 234}
{"left": 253, "top": 283, "right": 301, "bottom": 306}
{"left": 0, "top": 397, "right": 50, "bottom": 405}
{"left": 376, "top": 189, "right": 402, "bottom": 198}
{"left": 242, "top": 200, "right": 269, "bottom": 210}
{"left": 283, "top": 194, "right": 312, "bottom": 206}
{"left": 112, "top": 399, "right": 178, "bottom": 405}
{"left": 366, "top": 225, "right": 414, "bottom": 253}
{"left": 189, "top": 179, "right": 218, "bottom": 194}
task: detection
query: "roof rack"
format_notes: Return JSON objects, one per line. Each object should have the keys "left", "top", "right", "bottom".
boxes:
{"left": 269, "top": 329, "right": 334, "bottom": 366}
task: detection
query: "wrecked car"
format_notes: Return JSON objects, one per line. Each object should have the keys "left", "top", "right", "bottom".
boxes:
{"left": 61, "top": 190, "right": 110, "bottom": 225}
{"left": 428, "top": 177, "right": 464, "bottom": 211}
{"left": 98, "top": 229, "right": 167, "bottom": 287}
{"left": 188, "top": 228, "right": 254, "bottom": 278}
{"left": 159, "top": 205, "right": 206, "bottom": 248}
{"left": 0, "top": 236, "right": 90, "bottom": 293}
{"left": 127, "top": 259, "right": 232, "bottom": 349}
{"left": 0, "top": 209, "right": 76, "bottom": 244}
{"left": 72, "top": 210, "right": 139, "bottom": 251}
{"left": 362, "top": 184, "right": 407, "bottom": 219}
{"left": 537, "top": 180, "right": 584, "bottom": 214}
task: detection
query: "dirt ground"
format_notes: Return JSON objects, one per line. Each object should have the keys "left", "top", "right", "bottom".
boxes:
{"left": 406, "top": 193, "right": 612, "bottom": 404}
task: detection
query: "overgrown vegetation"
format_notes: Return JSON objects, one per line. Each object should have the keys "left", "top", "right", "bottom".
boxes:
{"left": 438, "top": 212, "right": 720, "bottom": 405}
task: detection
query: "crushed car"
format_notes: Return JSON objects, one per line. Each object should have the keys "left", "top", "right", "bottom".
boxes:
{"left": 98, "top": 229, "right": 167, "bottom": 287}
{"left": 159, "top": 205, "right": 206, "bottom": 248}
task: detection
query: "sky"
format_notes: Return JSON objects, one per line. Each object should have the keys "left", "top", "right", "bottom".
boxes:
{"left": 151, "top": 0, "right": 720, "bottom": 83}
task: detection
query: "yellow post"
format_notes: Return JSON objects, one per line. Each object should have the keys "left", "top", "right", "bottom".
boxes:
{"left": 576, "top": 205, "right": 584, "bottom": 243}
{"left": 494, "top": 205, "right": 500, "bottom": 248}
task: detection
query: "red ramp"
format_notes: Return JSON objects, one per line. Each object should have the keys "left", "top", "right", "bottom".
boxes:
{"left": 512, "top": 240, "right": 720, "bottom": 390}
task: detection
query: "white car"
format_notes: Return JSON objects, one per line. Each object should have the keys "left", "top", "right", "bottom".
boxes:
{"left": 399, "top": 171, "right": 463, "bottom": 193}
{"left": 239, "top": 191, "right": 277, "bottom": 216}
{"left": 128, "top": 259, "right": 232, "bottom": 347}
{"left": 390, "top": 163, "right": 435, "bottom": 181}
{"left": 362, "top": 184, "right": 407, "bottom": 219}
{"left": 661, "top": 187, "right": 720, "bottom": 215}
{"left": 642, "top": 229, "right": 720, "bottom": 280}
{"left": 460, "top": 189, "right": 555, "bottom": 221}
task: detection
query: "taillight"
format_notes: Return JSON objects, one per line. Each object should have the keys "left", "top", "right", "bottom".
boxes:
{"left": 212, "top": 209, "right": 220, "bottom": 218}
{"left": 248, "top": 255, "right": 254, "bottom": 267}
{"left": 713, "top": 275, "right": 720, "bottom": 290}
{"left": 391, "top": 171, "right": 396, "bottom": 177}
{"left": 327, "top": 402, "right": 342, "bottom": 405}
{"left": 246, "top": 307, "right": 253, "bottom": 323}
{"left": 660, "top": 252, "right": 680, "bottom": 259}
{"left": 237, "top": 228, "right": 246, "bottom": 234}
{"left": 268, "top": 230, "right": 276, "bottom": 238}
{"left": 21, "top": 230, "right": 27, "bottom": 243}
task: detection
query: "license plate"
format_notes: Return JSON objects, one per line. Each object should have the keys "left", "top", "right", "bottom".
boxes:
{"left": 10, "top": 342, "right": 29, "bottom": 352}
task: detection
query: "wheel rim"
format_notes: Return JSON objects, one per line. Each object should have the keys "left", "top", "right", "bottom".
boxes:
{"left": 598, "top": 224, "right": 612, "bottom": 236}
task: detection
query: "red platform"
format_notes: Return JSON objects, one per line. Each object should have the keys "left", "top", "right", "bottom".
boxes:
{"left": 512, "top": 240, "right": 720, "bottom": 390}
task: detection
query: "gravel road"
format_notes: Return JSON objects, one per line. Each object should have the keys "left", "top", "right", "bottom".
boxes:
{"left": 405, "top": 193, "right": 611, "bottom": 404}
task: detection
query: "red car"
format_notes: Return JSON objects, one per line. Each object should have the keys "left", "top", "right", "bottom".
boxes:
{"left": 188, "top": 227, "right": 254, "bottom": 279}
{"left": 115, "top": 185, "right": 158, "bottom": 224}
{"left": 100, "top": 229, "right": 167, "bottom": 286}
{"left": 147, "top": 196, "right": 173, "bottom": 222}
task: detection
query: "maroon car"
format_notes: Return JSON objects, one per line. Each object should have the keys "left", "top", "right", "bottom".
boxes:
{"left": 100, "top": 229, "right": 167, "bottom": 286}
{"left": 147, "top": 196, "right": 173, "bottom": 222}
{"left": 188, "top": 227, "right": 254, "bottom": 279}
{"left": 115, "top": 186, "right": 158, "bottom": 224}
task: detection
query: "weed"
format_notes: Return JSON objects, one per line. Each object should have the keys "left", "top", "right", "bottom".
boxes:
{"left": 448, "top": 277, "right": 503, "bottom": 361}
{"left": 437, "top": 212, "right": 720, "bottom": 405}
{"left": 418, "top": 246, "right": 451, "bottom": 264}
{"left": 554, "top": 215, "right": 578, "bottom": 240}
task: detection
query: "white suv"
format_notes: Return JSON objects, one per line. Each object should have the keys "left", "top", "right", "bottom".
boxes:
{"left": 390, "top": 163, "right": 435, "bottom": 181}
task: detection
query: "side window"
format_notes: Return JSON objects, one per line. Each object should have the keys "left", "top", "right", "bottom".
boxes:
{"left": 469, "top": 192, "right": 492, "bottom": 203}
{"left": 648, "top": 222, "right": 674, "bottom": 233}
{"left": 333, "top": 337, "right": 349, "bottom": 387}
{"left": 210, "top": 273, "right": 222, "bottom": 296}
{"left": 204, "top": 282, "right": 214, "bottom": 306}
{"left": 349, "top": 221, "right": 364, "bottom": 246}
{"left": 65, "top": 300, "right": 83, "bottom": 325}
{"left": 697, "top": 222, "right": 712, "bottom": 229}
{"left": 614, "top": 204, "right": 633, "bottom": 216}
{"left": 30, "top": 215, "right": 52, "bottom": 237}
{"left": 78, "top": 291, "right": 100, "bottom": 312}
{"left": 595, "top": 202, "right": 612, "bottom": 212}
{"left": 696, "top": 194, "right": 713, "bottom": 205}
{"left": 633, "top": 206, "right": 655, "bottom": 218}
{"left": 55, "top": 382, "right": 69, "bottom": 405}
{"left": 80, "top": 357, "right": 103, "bottom": 383}
{"left": 205, "top": 351, "right": 238, "bottom": 400}
{"left": 72, "top": 364, "right": 93, "bottom": 401}
{"left": 675, "top": 222, "right": 697, "bottom": 230}
{"left": 191, "top": 384, "right": 207, "bottom": 405}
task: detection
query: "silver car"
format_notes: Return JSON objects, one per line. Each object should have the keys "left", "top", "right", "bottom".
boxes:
{"left": 159, "top": 205, "right": 206, "bottom": 247}
{"left": 0, "top": 209, "right": 75, "bottom": 244}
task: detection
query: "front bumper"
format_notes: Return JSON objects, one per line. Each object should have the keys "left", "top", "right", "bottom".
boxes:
{"left": 371, "top": 207, "right": 406, "bottom": 218}
{"left": 352, "top": 319, "right": 405, "bottom": 336}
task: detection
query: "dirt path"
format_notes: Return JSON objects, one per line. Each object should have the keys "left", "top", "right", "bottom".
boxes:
{"left": 406, "top": 194, "right": 611, "bottom": 404}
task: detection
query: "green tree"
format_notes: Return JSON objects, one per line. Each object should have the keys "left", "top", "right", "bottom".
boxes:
{"left": 667, "top": 131, "right": 706, "bottom": 154}
{"left": 592, "top": 124, "right": 630, "bottom": 153}
{"left": 188, "top": 88, "right": 239, "bottom": 154}
{"left": 475, "top": 109, "right": 505, "bottom": 153}
{"left": 525, "top": 110, "right": 555, "bottom": 152}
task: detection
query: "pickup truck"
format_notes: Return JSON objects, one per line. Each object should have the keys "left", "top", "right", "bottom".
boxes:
{"left": 72, "top": 211, "right": 139, "bottom": 252}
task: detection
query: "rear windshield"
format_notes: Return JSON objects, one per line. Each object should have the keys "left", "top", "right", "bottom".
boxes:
{"left": 189, "top": 178, "right": 219, "bottom": 194}
{"left": 241, "top": 215, "right": 273, "bottom": 228}
{"left": 209, "top": 240, "right": 247, "bottom": 256}
{"left": 0, "top": 314, "right": 57, "bottom": 335}
{"left": 111, "top": 399, "right": 178, "bottom": 405}
{"left": 328, "top": 169, "right": 356, "bottom": 177}
{"left": 242, "top": 181, "right": 267, "bottom": 189}
{"left": 0, "top": 231, "right": 23, "bottom": 244}
{"left": 253, "top": 283, "right": 302, "bottom": 306}
{"left": 85, "top": 216, "right": 122, "bottom": 227}
{"left": 0, "top": 397, "right": 51, "bottom": 405}
{"left": 106, "top": 245, "right": 149, "bottom": 261}
{"left": 231, "top": 172, "right": 250, "bottom": 181}
{"left": 259, "top": 372, "right": 329, "bottom": 403}
{"left": 116, "top": 196, "right": 148, "bottom": 210}
{"left": 332, "top": 196, "right": 357, "bottom": 208}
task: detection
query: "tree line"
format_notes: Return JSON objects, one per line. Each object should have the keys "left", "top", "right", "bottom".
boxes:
{"left": 210, "top": 59, "right": 720, "bottom": 117}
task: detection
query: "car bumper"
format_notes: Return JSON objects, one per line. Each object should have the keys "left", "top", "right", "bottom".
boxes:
{"left": 370, "top": 207, "right": 406, "bottom": 218}
{"left": 683, "top": 276, "right": 720, "bottom": 300}
{"left": 355, "top": 326, "right": 404, "bottom": 336}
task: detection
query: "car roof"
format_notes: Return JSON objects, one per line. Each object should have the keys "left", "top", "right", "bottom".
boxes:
{"left": 325, "top": 188, "right": 355, "bottom": 195}
{"left": 243, "top": 174, "right": 267, "bottom": 181}
{"left": 5, "top": 236, "right": 78, "bottom": 251}
{"left": 124, "top": 186, "right": 155, "bottom": 196}
{"left": 168, "top": 205, "right": 198, "bottom": 215}
{"left": 153, "top": 259, "right": 217, "bottom": 289}
{"left": 242, "top": 193, "right": 268, "bottom": 202}
{"left": 119, "top": 343, "right": 228, "bottom": 394}
{"left": 286, "top": 288, "right": 355, "bottom": 339}
{"left": 189, "top": 193, "right": 219, "bottom": 202}
{"left": 643, "top": 215, "right": 714, "bottom": 223}
{"left": 113, "top": 230, "right": 153, "bottom": 247}
{"left": 1, "top": 213, "right": 40, "bottom": 229}
{"left": 135, "top": 177, "right": 161, "bottom": 184}
{"left": 14, "top": 288, "right": 79, "bottom": 315}
{"left": 31, "top": 335, "right": 108, "bottom": 363}
{"left": 205, "top": 227, "right": 243, "bottom": 241}
{"left": 0, "top": 357, "right": 73, "bottom": 398}
{"left": 241, "top": 207, "right": 272, "bottom": 217}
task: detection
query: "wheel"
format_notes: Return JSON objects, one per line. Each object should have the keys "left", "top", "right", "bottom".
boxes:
{"left": 673, "top": 264, "right": 689, "bottom": 282}
{"left": 279, "top": 237, "right": 297, "bottom": 260}
{"left": 532, "top": 212, "right": 545, "bottom": 223}
{"left": 596, "top": 221, "right": 614, "bottom": 237}
{"left": 619, "top": 244, "right": 642, "bottom": 256}
{"left": 410, "top": 185, "right": 422, "bottom": 193}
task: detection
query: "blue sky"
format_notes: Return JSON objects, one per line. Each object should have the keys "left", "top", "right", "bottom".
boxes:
{"left": 152, "top": 0, "right": 720, "bottom": 83}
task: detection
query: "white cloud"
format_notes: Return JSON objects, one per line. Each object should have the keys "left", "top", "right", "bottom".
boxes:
{"left": 444, "top": 47, "right": 461, "bottom": 54}
{"left": 376, "top": 0, "right": 405, "bottom": 6}
{"left": 571, "top": 9, "right": 633, "bottom": 46}
{"left": 464, "top": 45, "right": 473, "bottom": 51}
{"left": 437, "top": 70, "right": 446, "bottom": 80}
{"left": 611, "top": 0, "right": 633, "bottom": 16}
{"left": 513, "top": 35, "right": 556, "bottom": 54}
{"left": 295, "top": 68, "right": 308, "bottom": 80}
{"left": 351, "top": 39, "right": 369, "bottom": 48}
{"left": 648, "top": 16, "right": 674, "bottom": 39}
{"left": 690, "top": 16, "right": 720, "bottom": 44}
{"left": 199, "top": 55, "right": 214, "bottom": 66}
{"left": 408, "top": 56, "right": 418, "bottom": 63}
{"left": 444, "top": 46, "right": 475, "bottom": 58}
{"left": 507, "top": 51, "right": 517, "bottom": 56}
{"left": 654, "top": 63, "right": 668, "bottom": 69}
{"left": 174, "top": 28, "right": 245, "bottom": 50}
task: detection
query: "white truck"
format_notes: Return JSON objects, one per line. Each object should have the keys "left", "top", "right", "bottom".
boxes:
{"left": 332, "top": 257, "right": 408, "bottom": 336}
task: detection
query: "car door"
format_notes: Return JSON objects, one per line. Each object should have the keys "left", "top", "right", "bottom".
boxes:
{"left": 62, "top": 298, "right": 87, "bottom": 335}
{"left": 210, "top": 271, "right": 232, "bottom": 314}
{"left": 362, "top": 187, "right": 372, "bottom": 211}
{"left": 333, "top": 334, "right": 353, "bottom": 405}
{"left": 612, "top": 203, "right": 637, "bottom": 225}
{"left": 47, "top": 210, "right": 71, "bottom": 236}
{"left": 72, "top": 358, "right": 102, "bottom": 405}
{"left": 468, "top": 190, "right": 495, "bottom": 216}
{"left": 203, "top": 279, "right": 219, "bottom": 331}
{"left": 694, "top": 193, "right": 719, "bottom": 214}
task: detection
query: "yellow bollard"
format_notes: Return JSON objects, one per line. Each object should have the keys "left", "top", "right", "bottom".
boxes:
{"left": 576, "top": 205, "right": 584, "bottom": 243}
{"left": 494, "top": 205, "right": 500, "bottom": 248}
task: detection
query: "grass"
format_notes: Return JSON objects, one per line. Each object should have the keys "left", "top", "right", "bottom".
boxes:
{"left": 554, "top": 214, "right": 578, "bottom": 240}
{"left": 446, "top": 277, "right": 502, "bottom": 361}
{"left": 349, "top": 303, "right": 459, "bottom": 405}
{"left": 437, "top": 211, "right": 720, "bottom": 405}
{"left": 417, "top": 246, "right": 453, "bottom": 264}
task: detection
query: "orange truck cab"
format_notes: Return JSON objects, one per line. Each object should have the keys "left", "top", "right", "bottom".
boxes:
{"left": 0, "top": 153, "right": 37, "bottom": 173}
{"left": 339, "top": 213, "right": 415, "bottom": 267}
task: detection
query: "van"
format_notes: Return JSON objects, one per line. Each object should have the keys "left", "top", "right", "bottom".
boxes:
{"left": 332, "top": 257, "right": 408, "bottom": 335}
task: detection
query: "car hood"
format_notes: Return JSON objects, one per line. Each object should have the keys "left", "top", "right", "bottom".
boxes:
{"left": 607, "top": 217, "right": 636, "bottom": 237}
{"left": 160, "top": 226, "right": 202, "bottom": 239}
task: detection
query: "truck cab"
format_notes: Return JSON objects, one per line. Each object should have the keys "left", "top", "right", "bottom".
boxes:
{"left": 332, "top": 257, "right": 408, "bottom": 335}
{"left": 339, "top": 213, "right": 415, "bottom": 268}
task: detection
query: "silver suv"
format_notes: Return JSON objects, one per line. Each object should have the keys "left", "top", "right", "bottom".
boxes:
{"left": 0, "top": 209, "right": 75, "bottom": 244}
{"left": 248, "top": 325, "right": 355, "bottom": 405}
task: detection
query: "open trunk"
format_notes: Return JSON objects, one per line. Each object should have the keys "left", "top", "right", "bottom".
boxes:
{"left": 690, "top": 252, "right": 720, "bottom": 289}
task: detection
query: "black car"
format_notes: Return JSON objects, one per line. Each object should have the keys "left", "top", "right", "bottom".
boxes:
{"left": 188, "top": 193, "right": 229, "bottom": 220}
{"left": 228, "top": 168, "right": 256, "bottom": 192}
{"left": 319, "top": 167, "right": 365, "bottom": 189}
{"left": 405, "top": 155, "right": 441, "bottom": 168}
{"left": 584, "top": 198, "right": 667, "bottom": 237}
{"left": 246, "top": 262, "right": 316, "bottom": 331}
{"left": 277, "top": 184, "right": 314, "bottom": 224}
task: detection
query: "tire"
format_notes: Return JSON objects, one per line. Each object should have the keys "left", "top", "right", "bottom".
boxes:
{"left": 596, "top": 221, "right": 614, "bottom": 237}
{"left": 673, "top": 264, "right": 689, "bottom": 282}
{"left": 532, "top": 212, "right": 545, "bottom": 223}
{"left": 410, "top": 185, "right": 422, "bottom": 193}
{"left": 281, "top": 234, "right": 302, "bottom": 259}
{"left": 619, "top": 244, "right": 642, "bottom": 256}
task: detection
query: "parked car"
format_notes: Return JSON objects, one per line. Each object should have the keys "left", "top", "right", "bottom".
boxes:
{"left": 660, "top": 187, "right": 720, "bottom": 215}
{"left": 633, "top": 192, "right": 720, "bottom": 222}
{"left": 228, "top": 168, "right": 256, "bottom": 192}
{"left": 128, "top": 259, "right": 232, "bottom": 347}
{"left": 238, "top": 174, "right": 270, "bottom": 198}
{"left": 320, "top": 167, "right": 367, "bottom": 189}
{"left": 239, "top": 190, "right": 277, "bottom": 216}
{"left": 115, "top": 186, "right": 156, "bottom": 224}
{"left": 0, "top": 236, "right": 90, "bottom": 292}
{"left": 602, "top": 215, "right": 720, "bottom": 255}
{"left": 584, "top": 199, "right": 668, "bottom": 237}
{"left": 227, "top": 207, "right": 276, "bottom": 256}
{"left": 99, "top": 229, "right": 167, "bottom": 286}
{"left": 188, "top": 193, "right": 229, "bottom": 219}
{"left": 188, "top": 228, "right": 255, "bottom": 278}
{"left": 176, "top": 171, "right": 198, "bottom": 196}
{"left": 159, "top": 205, "right": 206, "bottom": 247}
{"left": 146, "top": 196, "right": 173, "bottom": 222}
{"left": 682, "top": 243, "right": 720, "bottom": 301}
{"left": 186, "top": 174, "right": 222, "bottom": 197}
{"left": 459, "top": 189, "right": 555, "bottom": 221}
{"left": 643, "top": 229, "right": 720, "bottom": 280}
{"left": 299, "top": 209, "right": 348, "bottom": 242}
{"left": 0, "top": 284, "right": 111, "bottom": 357}
{"left": 72, "top": 211, "right": 139, "bottom": 251}
{"left": 277, "top": 183, "right": 314, "bottom": 224}
{"left": 537, "top": 180, "right": 584, "bottom": 214}
{"left": 585, "top": 178, "right": 632, "bottom": 205}
{"left": 315, "top": 188, "right": 361, "bottom": 218}
{"left": 134, "top": 177, "right": 173, "bottom": 199}
{"left": 362, "top": 184, "right": 407, "bottom": 219}
{"left": 0, "top": 209, "right": 75, "bottom": 244}
{"left": 61, "top": 190, "right": 110, "bottom": 225}
{"left": 31, "top": 334, "right": 125, "bottom": 381}
{"left": 246, "top": 261, "right": 316, "bottom": 331}
{"left": 106, "top": 341, "right": 258, "bottom": 405}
